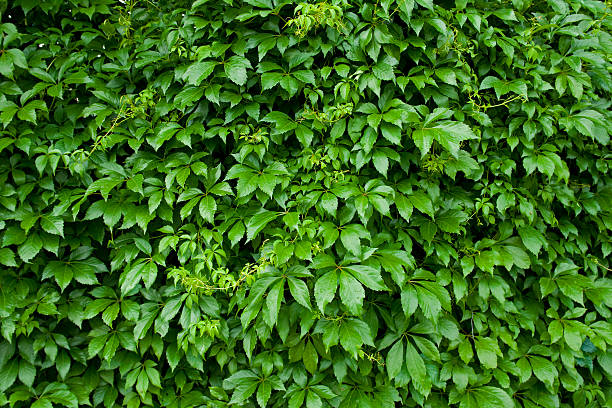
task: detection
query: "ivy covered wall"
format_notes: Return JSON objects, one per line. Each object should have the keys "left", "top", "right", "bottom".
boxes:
{"left": 0, "top": 0, "right": 611, "bottom": 407}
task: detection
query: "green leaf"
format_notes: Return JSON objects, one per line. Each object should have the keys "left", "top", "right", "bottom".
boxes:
{"left": 471, "top": 386, "right": 514, "bottom": 408}
{"left": 435, "top": 209, "right": 466, "bottom": 233}
{"left": 502, "top": 245, "right": 530, "bottom": 269}
{"left": 529, "top": 355, "right": 557, "bottom": 388}
{"left": 339, "top": 271, "right": 365, "bottom": 314}
{"left": 246, "top": 209, "right": 281, "bottom": 241}
{"left": 415, "top": 284, "right": 442, "bottom": 320}
{"left": 0, "top": 53, "right": 14, "bottom": 79}
{"left": 405, "top": 339, "right": 430, "bottom": 394}
{"left": 136, "top": 369, "right": 149, "bottom": 398}
{"left": 518, "top": 225, "right": 546, "bottom": 255}
{"left": 173, "top": 87, "right": 204, "bottom": 110}
{"left": 0, "top": 248, "right": 17, "bottom": 266}
{"left": 320, "top": 192, "right": 338, "bottom": 217}
{"left": 339, "top": 318, "right": 373, "bottom": 357}
{"left": 17, "top": 103, "right": 38, "bottom": 124}
{"left": 262, "top": 111, "right": 297, "bottom": 133}
{"left": 563, "top": 323, "right": 583, "bottom": 351}
{"left": 303, "top": 340, "right": 318, "bottom": 374}
{"left": 415, "top": 0, "right": 433, "bottom": 10}
{"left": 0, "top": 359, "right": 18, "bottom": 392}
{"left": 474, "top": 337, "right": 499, "bottom": 369}
{"left": 314, "top": 271, "right": 338, "bottom": 312}
{"left": 408, "top": 191, "right": 434, "bottom": 218}
{"left": 386, "top": 338, "right": 404, "bottom": 379}
{"left": 398, "top": 0, "right": 414, "bottom": 22}
{"left": 381, "top": 123, "right": 402, "bottom": 144}
{"left": 435, "top": 68, "right": 457, "bottom": 86}
{"left": 31, "top": 399, "right": 53, "bottom": 408}
{"left": 261, "top": 72, "right": 283, "bottom": 90}
{"left": 41, "top": 216, "right": 64, "bottom": 237}
{"left": 493, "top": 9, "right": 517, "bottom": 21}
{"left": 458, "top": 339, "right": 473, "bottom": 364}
{"left": 433, "top": 122, "right": 478, "bottom": 157}
{"left": 184, "top": 61, "right": 217, "bottom": 85}
{"left": 372, "top": 150, "right": 389, "bottom": 177}
{"left": 295, "top": 124, "right": 314, "bottom": 147}
{"left": 229, "top": 380, "right": 259, "bottom": 404}
{"left": 228, "top": 221, "right": 245, "bottom": 247}
{"left": 344, "top": 265, "right": 388, "bottom": 291}
{"left": 264, "top": 280, "right": 284, "bottom": 326}
{"left": 287, "top": 277, "right": 312, "bottom": 310}
{"left": 369, "top": 194, "right": 390, "bottom": 216}
{"left": 199, "top": 195, "right": 217, "bottom": 224}
{"left": 306, "top": 390, "right": 322, "bottom": 408}
{"left": 340, "top": 226, "right": 362, "bottom": 256}
{"left": 413, "top": 129, "right": 434, "bottom": 156}
{"left": 53, "top": 263, "right": 73, "bottom": 292}
{"left": 120, "top": 262, "right": 145, "bottom": 295}
{"left": 373, "top": 62, "right": 395, "bottom": 81}
{"left": 225, "top": 55, "right": 252, "bottom": 85}
{"left": 395, "top": 194, "right": 414, "bottom": 222}
{"left": 18, "top": 234, "right": 43, "bottom": 263}
{"left": 18, "top": 360, "right": 35, "bottom": 387}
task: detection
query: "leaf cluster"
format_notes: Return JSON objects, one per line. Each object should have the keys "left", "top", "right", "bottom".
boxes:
{"left": 0, "top": 0, "right": 611, "bottom": 407}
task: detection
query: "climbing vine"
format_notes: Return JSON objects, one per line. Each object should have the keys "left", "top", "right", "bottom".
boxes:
{"left": 0, "top": 0, "right": 611, "bottom": 407}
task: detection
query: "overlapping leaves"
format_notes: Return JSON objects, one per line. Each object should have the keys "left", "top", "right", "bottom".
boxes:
{"left": 0, "top": 0, "right": 611, "bottom": 407}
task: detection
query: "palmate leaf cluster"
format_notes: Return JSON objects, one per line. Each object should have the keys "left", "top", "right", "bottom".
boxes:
{"left": 0, "top": 0, "right": 611, "bottom": 407}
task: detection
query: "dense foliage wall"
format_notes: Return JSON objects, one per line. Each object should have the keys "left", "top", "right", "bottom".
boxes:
{"left": 0, "top": 0, "right": 611, "bottom": 407}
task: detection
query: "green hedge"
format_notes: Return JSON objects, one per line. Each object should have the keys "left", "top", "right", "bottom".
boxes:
{"left": 0, "top": 0, "right": 611, "bottom": 407}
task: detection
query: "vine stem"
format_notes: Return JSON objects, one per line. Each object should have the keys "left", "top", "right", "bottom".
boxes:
{"left": 86, "top": 97, "right": 130, "bottom": 159}
{"left": 592, "top": 257, "right": 612, "bottom": 272}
